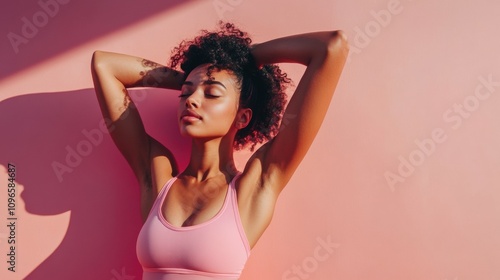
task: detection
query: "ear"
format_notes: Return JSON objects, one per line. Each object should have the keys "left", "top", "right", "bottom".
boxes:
{"left": 235, "top": 108, "right": 252, "bottom": 129}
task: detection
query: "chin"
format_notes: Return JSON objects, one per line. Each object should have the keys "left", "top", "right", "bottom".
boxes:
{"left": 178, "top": 126, "right": 207, "bottom": 139}
{"left": 179, "top": 122, "right": 234, "bottom": 140}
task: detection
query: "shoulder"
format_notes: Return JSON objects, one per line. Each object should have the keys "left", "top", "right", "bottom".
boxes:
{"left": 148, "top": 136, "right": 178, "bottom": 196}
{"left": 138, "top": 137, "right": 178, "bottom": 221}
{"left": 236, "top": 141, "right": 280, "bottom": 203}
{"left": 233, "top": 144, "right": 281, "bottom": 246}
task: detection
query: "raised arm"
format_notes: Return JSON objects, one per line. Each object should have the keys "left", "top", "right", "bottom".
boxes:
{"left": 91, "top": 51, "right": 184, "bottom": 218}
{"left": 251, "top": 30, "right": 349, "bottom": 194}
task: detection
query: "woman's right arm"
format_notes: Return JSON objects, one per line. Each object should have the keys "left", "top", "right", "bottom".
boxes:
{"left": 91, "top": 51, "right": 183, "bottom": 219}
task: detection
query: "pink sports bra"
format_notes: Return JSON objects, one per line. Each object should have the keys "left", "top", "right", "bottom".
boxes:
{"left": 136, "top": 174, "right": 250, "bottom": 280}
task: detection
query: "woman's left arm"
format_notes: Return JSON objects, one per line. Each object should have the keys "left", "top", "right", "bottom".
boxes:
{"left": 251, "top": 30, "right": 349, "bottom": 194}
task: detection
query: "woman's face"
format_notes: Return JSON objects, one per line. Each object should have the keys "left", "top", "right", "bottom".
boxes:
{"left": 177, "top": 64, "right": 245, "bottom": 141}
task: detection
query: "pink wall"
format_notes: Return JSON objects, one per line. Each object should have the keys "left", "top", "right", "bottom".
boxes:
{"left": 1, "top": 0, "right": 499, "bottom": 279}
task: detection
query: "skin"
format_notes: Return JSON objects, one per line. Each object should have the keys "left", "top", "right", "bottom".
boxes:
{"left": 91, "top": 30, "right": 349, "bottom": 249}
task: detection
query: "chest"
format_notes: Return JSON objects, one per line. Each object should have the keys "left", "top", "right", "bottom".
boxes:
{"left": 161, "top": 179, "right": 230, "bottom": 227}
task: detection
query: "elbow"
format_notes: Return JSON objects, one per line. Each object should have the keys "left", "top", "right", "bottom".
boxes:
{"left": 91, "top": 50, "right": 100, "bottom": 72}
{"left": 91, "top": 50, "right": 108, "bottom": 73}
{"left": 326, "top": 30, "right": 349, "bottom": 58}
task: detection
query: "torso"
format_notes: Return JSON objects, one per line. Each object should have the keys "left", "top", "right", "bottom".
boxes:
{"left": 145, "top": 141, "right": 278, "bottom": 249}
{"left": 161, "top": 174, "right": 232, "bottom": 228}
{"left": 136, "top": 175, "right": 250, "bottom": 278}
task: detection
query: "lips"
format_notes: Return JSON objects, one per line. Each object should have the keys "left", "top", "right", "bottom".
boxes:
{"left": 180, "top": 109, "right": 202, "bottom": 121}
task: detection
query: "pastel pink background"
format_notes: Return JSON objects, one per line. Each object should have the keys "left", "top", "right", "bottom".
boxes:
{"left": 1, "top": 0, "right": 499, "bottom": 279}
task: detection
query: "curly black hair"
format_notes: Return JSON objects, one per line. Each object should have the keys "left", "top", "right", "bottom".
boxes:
{"left": 169, "top": 22, "right": 291, "bottom": 151}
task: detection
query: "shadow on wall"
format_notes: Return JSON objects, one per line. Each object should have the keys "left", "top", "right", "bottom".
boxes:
{"left": 1, "top": 0, "right": 194, "bottom": 81}
{"left": 0, "top": 89, "right": 189, "bottom": 279}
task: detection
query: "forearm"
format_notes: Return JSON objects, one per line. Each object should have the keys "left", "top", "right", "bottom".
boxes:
{"left": 91, "top": 50, "right": 184, "bottom": 90}
{"left": 251, "top": 30, "right": 346, "bottom": 66}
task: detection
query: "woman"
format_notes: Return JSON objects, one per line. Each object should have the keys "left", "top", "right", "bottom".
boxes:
{"left": 91, "top": 22, "right": 348, "bottom": 280}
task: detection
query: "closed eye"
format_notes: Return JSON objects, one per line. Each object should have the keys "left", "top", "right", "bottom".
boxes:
{"left": 204, "top": 93, "right": 220, "bottom": 99}
{"left": 178, "top": 86, "right": 192, "bottom": 98}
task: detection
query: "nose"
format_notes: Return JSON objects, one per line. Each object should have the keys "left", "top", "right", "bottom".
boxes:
{"left": 185, "top": 92, "right": 200, "bottom": 109}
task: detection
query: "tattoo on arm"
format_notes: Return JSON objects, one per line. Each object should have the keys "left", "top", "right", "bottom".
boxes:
{"left": 141, "top": 58, "right": 160, "bottom": 68}
{"left": 117, "top": 88, "right": 133, "bottom": 113}
{"left": 138, "top": 58, "right": 180, "bottom": 88}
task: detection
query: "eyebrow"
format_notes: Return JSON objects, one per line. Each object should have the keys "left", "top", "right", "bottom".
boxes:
{"left": 182, "top": 80, "right": 227, "bottom": 89}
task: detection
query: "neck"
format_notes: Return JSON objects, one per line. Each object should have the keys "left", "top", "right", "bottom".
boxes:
{"left": 184, "top": 136, "right": 237, "bottom": 182}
